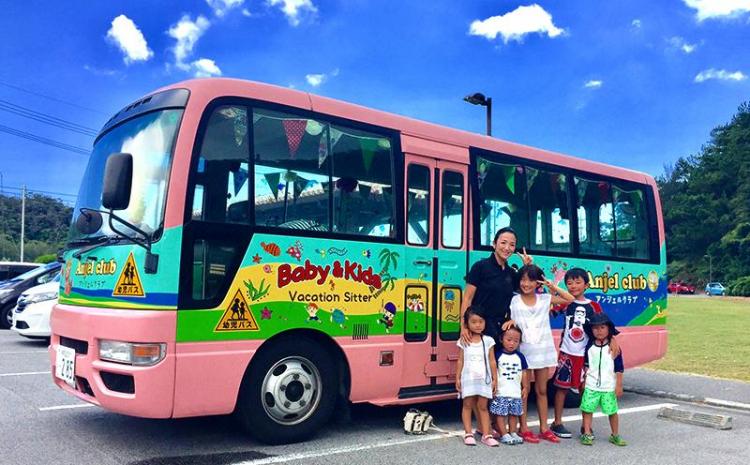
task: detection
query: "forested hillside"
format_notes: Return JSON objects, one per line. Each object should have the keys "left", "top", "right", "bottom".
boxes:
{"left": 657, "top": 102, "right": 750, "bottom": 295}
{"left": 0, "top": 194, "right": 72, "bottom": 262}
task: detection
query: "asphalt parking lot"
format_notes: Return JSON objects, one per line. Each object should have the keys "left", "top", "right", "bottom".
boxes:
{"left": 1, "top": 329, "right": 748, "bottom": 465}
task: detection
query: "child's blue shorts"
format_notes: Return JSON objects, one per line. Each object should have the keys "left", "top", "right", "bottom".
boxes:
{"left": 489, "top": 396, "right": 523, "bottom": 416}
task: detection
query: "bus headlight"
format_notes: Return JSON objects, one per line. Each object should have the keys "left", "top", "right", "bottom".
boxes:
{"left": 99, "top": 340, "right": 166, "bottom": 366}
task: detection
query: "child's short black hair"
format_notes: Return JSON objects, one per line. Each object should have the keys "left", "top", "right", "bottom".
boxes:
{"left": 564, "top": 267, "right": 589, "bottom": 284}
{"left": 463, "top": 305, "right": 485, "bottom": 326}
{"left": 502, "top": 325, "right": 522, "bottom": 338}
{"left": 518, "top": 264, "right": 544, "bottom": 282}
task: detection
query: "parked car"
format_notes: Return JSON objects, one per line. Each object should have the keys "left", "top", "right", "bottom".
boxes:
{"left": 0, "top": 262, "right": 61, "bottom": 329}
{"left": 0, "top": 261, "right": 38, "bottom": 283}
{"left": 705, "top": 282, "right": 726, "bottom": 296}
{"left": 667, "top": 281, "right": 695, "bottom": 294}
{"left": 11, "top": 275, "right": 59, "bottom": 339}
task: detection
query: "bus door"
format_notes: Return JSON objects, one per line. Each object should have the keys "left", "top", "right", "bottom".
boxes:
{"left": 400, "top": 153, "right": 468, "bottom": 396}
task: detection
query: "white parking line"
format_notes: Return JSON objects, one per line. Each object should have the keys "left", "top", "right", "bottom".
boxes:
{"left": 234, "top": 402, "right": 677, "bottom": 464}
{"left": 0, "top": 371, "right": 51, "bottom": 377}
{"left": 0, "top": 350, "right": 49, "bottom": 354}
{"left": 39, "top": 404, "right": 96, "bottom": 411}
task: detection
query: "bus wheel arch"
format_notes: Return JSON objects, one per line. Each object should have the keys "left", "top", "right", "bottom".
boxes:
{"left": 235, "top": 329, "right": 350, "bottom": 444}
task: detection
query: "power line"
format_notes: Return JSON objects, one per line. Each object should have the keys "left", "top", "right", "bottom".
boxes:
{"left": 0, "top": 80, "right": 107, "bottom": 116}
{"left": 0, "top": 124, "right": 90, "bottom": 156}
{"left": 0, "top": 99, "right": 99, "bottom": 137}
{"left": 2, "top": 185, "right": 77, "bottom": 198}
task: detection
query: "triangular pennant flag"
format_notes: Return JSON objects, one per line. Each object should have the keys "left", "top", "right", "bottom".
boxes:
{"left": 233, "top": 167, "right": 248, "bottom": 195}
{"left": 318, "top": 129, "right": 329, "bottom": 168}
{"left": 293, "top": 175, "right": 309, "bottom": 201}
{"left": 502, "top": 165, "right": 515, "bottom": 195}
{"left": 264, "top": 172, "right": 281, "bottom": 200}
{"left": 360, "top": 138, "right": 378, "bottom": 173}
{"left": 282, "top": 119, "right": 307, "bottom": 158}
{"left": 330, "top": 127, "right": 343, "bottom": 149}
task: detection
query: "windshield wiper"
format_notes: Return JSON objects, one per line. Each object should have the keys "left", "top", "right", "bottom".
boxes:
{"left": 67, "top": 235, "right": 110, "bottom": 248}
{"left": 72, "top": 236, "right": 126, "bottom": 259}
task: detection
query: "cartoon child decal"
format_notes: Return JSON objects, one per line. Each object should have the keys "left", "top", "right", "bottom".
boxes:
{"left": 379, "top": 302, "right": 397, "bottom": 333}
{"left": 568, "top": 305, "right": 588, "bottom": 343}
{"left": 63, "top": 260, "right": 73, "bottom": 296}
{"left": 406, "top": 294, "right": 424, "bottom": 312}
{"left": 306, "top": 303, "right": 322, "bottom": 323}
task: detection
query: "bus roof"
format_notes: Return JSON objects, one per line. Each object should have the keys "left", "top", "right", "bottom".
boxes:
{"left": 158, "top": 78, "right": 654, "bottom": 186}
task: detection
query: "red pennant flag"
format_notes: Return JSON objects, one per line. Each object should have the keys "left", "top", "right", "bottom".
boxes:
{"left": 283, "top": 119, "right": 307, "bottom": 158}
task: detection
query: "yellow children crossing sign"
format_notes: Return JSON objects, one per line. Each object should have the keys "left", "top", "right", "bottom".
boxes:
{"left": 215, "top": 289, "right": 260, "bottom": 332}
{"left": 113, "top": 252, "right": 145, "bottom": 297}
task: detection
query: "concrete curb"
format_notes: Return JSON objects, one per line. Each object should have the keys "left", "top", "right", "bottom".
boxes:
{"left": 624, "top": 385, "right": 750, "bottom": 412}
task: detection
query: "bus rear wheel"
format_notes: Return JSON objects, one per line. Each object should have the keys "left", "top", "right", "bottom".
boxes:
{"left": 236, "top": 337, "right": 337, "bottom": 444}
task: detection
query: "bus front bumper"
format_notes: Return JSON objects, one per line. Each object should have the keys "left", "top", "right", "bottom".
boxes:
{"left": 49, "top": 303, "right": 177, "bottom": 419}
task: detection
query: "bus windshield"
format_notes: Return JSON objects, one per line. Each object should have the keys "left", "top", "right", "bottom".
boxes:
{"left": 68, "top": 109, "right": 183, "bottom": 243}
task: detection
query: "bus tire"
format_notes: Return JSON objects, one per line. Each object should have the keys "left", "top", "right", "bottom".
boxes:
{"left": 236, "top": 337, "right": 337, "bottom": 444}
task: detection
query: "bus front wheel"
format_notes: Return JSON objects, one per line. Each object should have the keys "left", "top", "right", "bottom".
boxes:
{"left": 236, "top": 337, "right": 337, "bottom": 444}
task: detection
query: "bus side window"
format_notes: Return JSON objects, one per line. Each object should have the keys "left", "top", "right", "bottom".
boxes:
{"left": 331, "top": 125, "right": 396, "bottom": 237}
{"left": 476, "top": 157, "right": 529, "bottom": 246}
{"left": 193, "top": 106, "right": 250, "bottom": 224}
{"left": 407, "top": 164, "right": 430, "bottom": 245}
{"left": 253, "top": 108, "right": 330, "bottom": 231}
{"left": 527, "top": 167, "right": 570, "bottom": 253}
{"left": 613, "top": 186, "right": 650, "bottom": 259}
{"left": 575, "top": 177, "right": 615, "bottom": 257}
{"left": 441, "top": 170, "right": 463, "bottom": 248}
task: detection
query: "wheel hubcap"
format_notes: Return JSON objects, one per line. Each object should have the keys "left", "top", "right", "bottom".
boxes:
{"left": 261, "top": 356, "right": 321, "bottom": 425}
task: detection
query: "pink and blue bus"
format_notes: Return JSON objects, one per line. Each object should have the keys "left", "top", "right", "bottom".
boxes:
{"left": 51, "top": 78, "right": 666, "bottom": 444}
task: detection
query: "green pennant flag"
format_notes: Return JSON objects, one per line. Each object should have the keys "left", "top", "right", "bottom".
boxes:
{"left": 293, "top": 175, "right": 309, "bottom": 202}
{"left": 502, "top": 165, "right": 515, "bottom": 194}
{"left": 264, "top": 172, "right": 281, "bottom": 200}
{"left": 360, "top": 138, "right": 379, "bottom": 173}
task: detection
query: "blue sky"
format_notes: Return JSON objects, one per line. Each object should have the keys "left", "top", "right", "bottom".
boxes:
{"left": 0, "top": 0, "right": 748, "bottom": 205}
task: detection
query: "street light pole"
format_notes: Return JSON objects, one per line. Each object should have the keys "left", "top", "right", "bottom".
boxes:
{"left": 463, "top": 92, "right": 493, "bottom": 136}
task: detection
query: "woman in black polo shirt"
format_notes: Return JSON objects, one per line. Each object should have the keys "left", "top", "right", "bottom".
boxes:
{"left": 460, "top": 227, "right": 532, "bottom": 345}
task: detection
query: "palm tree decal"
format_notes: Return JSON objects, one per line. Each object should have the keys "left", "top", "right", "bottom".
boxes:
{"left": 372, "top": 248, "right": 400, "bottom": 295}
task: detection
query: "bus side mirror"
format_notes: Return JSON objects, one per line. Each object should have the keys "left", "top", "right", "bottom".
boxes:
{"left": 102, "top": 153, "right": 133, "bottom": 211}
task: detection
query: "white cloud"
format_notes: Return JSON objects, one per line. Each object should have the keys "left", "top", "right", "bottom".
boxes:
{"left": 106, "top": 15, "right": 153, "bottom": 65}
{"left": 192, "top": 58, "right": 222, "bottom": 77}
{"left": 305, "top": 68, "right": 338, "bottom": 87}
{"left": 694, "top": 68, "right": 747, "bottom": 82}
{"left": 469, "top": 4, "right": 564, "bottom": 44}
{"left": 683, "top": 0, "right": 750, "bottom": 21}
{"left": 168, "top": 15, "right": 211, "bottom": 70}
{"left": 669, "top": 36, "right": 698, "bottom": 54}
{"left": 268, "top": 0, "right": 317, "bottom": 26}
{"left": 83, "top": 64, "right": 118, "bottom": 76}
{"left": 206, "top": 0, "right": 245, "bottom": 17}
{"left": 584, "top": 80, "right": 603, "bottom": 89}
{"left": 631, "top": 19, "right": 642, "bottom": 28}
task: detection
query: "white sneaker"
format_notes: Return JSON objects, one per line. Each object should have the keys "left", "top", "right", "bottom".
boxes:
{"left": 500, "top": 433, "right": 514, "bottom": 445}
{"left": 510, "top": 432, "right": 524, "bottom": 444}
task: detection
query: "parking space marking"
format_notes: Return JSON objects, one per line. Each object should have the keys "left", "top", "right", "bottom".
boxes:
{"left": 39, "top": 403, "right": 96, "bottom": 411}
{"left": 234, "top": 402, "right": 677, "bottom": 464}
{"left": 0, "top": 370, "right": 51, "bottom": 377}
{"left": 0, "top": 350, "right": 49, "bottom": 354}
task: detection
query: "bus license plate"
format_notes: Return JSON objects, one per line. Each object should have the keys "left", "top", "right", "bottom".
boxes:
{"left": 55, "top": 345, "right": 76, "bottom": 388}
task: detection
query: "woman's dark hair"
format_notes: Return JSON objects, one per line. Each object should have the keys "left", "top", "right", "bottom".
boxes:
{"left": 493, "top": 226, "right": 517, "bottom": 244}
{"left": 564, "top": 267, "right": 589, "bottom": 284}
{"left": 518, "top": 264, "right": 545, "bottom": 282}
{"left": 463, "top": 305, "right": 485, "bottom": 326}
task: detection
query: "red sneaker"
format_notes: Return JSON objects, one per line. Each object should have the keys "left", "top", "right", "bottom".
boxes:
{"left": 520, "top": 430, "right": 540, "bottom": 444}
{"left": 540, "top": 429, "right": 560, "bottom": 443}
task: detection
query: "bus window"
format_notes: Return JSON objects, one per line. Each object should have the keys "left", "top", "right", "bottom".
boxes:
{"left": 441, "top": 171, "right": 463, "bottom": 248}
{"left": 575, "top": 177, "right": 615, "bottom": 257}
{"left": 253, "top": 108, "right": 330, "bottom": 231}
{"left": 193, "top": 105, "right": 250, "bottom": 224}
{"left": 527, "top": 167, "right": 570, "bottom": 252}
{"left": 331, "top": 125, "right": 395, "bottom": 237}
{"left": 613, "top": 186, "right": 650, "bottom": 259}
{"left": 407, "top": 164, "right": 430, "bottom": 246}
{"left": 476, "top": 157, "right": 529, "bottom": 246}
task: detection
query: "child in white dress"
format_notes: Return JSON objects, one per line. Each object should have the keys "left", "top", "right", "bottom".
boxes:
{"left": 456, "top": 306, "right": 499, "bottom": 447}
{"left": 503, "top": 265, "right": 574, "bottom": 444}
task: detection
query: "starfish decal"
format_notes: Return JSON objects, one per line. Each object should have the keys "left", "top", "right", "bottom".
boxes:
{"left": 252, "top": 254, "right": 262, "bottom": 264}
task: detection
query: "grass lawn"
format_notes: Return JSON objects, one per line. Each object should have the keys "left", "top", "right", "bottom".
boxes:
{"left": 646, "top": 295, "right": 750, "bottom": 382}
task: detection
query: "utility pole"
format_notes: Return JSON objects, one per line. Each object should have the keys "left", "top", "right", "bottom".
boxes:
{"left": 20, "top": 185, "right": 25, "bottom": 262}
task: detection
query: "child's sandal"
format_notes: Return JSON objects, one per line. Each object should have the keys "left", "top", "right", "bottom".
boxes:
{"left": 463, "top": 434, "right": 477, "bottom": 446}
{"left": 481, "top": 435, "right": 500, "bottom": 447}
